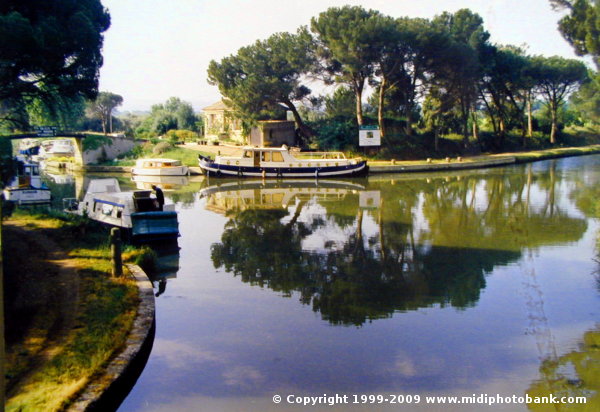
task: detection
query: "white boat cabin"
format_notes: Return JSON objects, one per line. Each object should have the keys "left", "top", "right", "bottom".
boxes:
{"left": 216, "top": 146, "right": 358, "bottom": 169}
{"left": 132, "top": 158, "right": 189, "bottom": 176}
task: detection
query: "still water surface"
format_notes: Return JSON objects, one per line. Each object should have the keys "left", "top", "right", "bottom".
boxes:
{"left": 102, "top": 155, "right": 600, "bottom": 411}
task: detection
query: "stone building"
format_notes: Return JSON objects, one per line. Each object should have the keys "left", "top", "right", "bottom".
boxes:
{"left": 249, "top": 120, "right": 296, "bottom": 147}
{"left": 202, "top": 100, "right": 244, "bottom": 143}
{"left": 202, "top": 99, "right": 296, "bottom": 147}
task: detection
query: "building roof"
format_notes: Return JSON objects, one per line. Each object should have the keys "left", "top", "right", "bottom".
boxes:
{"left": 202, "top": 100, "right": 232, "bottom": 111}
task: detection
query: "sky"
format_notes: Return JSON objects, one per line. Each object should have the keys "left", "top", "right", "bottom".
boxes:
{"left": 97, "top": 0, "right": 578, "bottom": 113}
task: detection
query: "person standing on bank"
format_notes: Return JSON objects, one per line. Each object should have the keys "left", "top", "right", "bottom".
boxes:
{"left": 152, "top": 185, "right": 164, "bottom": 211}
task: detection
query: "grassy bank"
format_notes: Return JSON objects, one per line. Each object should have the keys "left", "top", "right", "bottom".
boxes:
{"left": 3, "top": 209, "right": 147, "bottom": 411}
{"left": 106, "top": 141, "right": 210, "bottom": 167}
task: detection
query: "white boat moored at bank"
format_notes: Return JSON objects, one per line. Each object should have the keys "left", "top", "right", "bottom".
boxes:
{"left": 131, "top": 158, "right": 189, "bottom": 176}
{"left": 64, "top": 178, "right": 179, "bottom": 242}
{"left": 2, "top": 161, "right": 51, "bottom": 205}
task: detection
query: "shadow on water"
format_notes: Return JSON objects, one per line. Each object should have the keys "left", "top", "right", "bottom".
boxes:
{"left": 86, "top": 321, "right": 156, "bottom": 412}
{"left": 143, "top": 240, "right": 181, "bottom": 298}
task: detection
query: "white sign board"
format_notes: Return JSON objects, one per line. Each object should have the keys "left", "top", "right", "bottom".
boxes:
{"left": 359, "top": 127, "right": 381, "bottom": 146}
{"left": 359, "top": 191, "right": 381, "bottom": 209}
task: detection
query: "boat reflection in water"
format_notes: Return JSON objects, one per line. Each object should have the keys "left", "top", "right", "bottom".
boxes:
{"left": 131, "top": 174, "right": 190, "bottom": 191}
{"left": 199, "top": 178, "right": 366, "bottom": 214}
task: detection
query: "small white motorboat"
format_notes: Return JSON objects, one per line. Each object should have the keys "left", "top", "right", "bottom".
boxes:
{"left": 2, "top": 161, "right": 51, "bottom": 205}
{"left": 131, "top": 158, "right": 189, "bottom": 176}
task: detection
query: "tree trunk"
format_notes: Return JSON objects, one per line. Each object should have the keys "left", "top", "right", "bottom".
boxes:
{"left": 405, "top": 110, "right": 413, "bottom": 136}
{"left": 550, "top": 101, "right": 558, "bottom": 144}
{"left": 378, "top": 77, "right": 387, "bottom": 138}
{"left": 527, "top": 94, "right": 533, "bottom": 138}
{"left": 284, "top": 99, "right": 314, "bottom": 144}
{"left": 499, "top": 118, "right": 506, "bottom": 148}
{"left": 471, "top": 110, "right": 479, "bottom": 141}
{"left": 461, "top": 99, "right": 470, "bottom": 145}
{"left": 354, "top": 80, "right": 365, "bottom": 126}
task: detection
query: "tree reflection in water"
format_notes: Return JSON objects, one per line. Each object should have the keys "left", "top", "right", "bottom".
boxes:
{"left": 208, "top": 164, "right": 587, "bottom": 326}
{"left": 525, "top": 165, "right": 600, "bottom": 410}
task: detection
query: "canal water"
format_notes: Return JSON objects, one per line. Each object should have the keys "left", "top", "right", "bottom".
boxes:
{"left": 59, "top": 155, "right": 600, "bottom": 411}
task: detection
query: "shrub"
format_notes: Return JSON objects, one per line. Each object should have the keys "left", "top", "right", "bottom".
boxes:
{"left": 153, "top": 141, "right": 173, "bottom": 155}
{"left": 307, "top": 117, "right": 358, "bottom": 150}
{"left": 166, "top": 129, "right": 196, "bottom": 143}
{"left": 83, "top": 134, "right": 112, "bottom": 151}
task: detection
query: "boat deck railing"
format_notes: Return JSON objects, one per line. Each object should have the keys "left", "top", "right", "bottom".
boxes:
{"left": 293, "top": 152, "right": 347, "bottom": 160}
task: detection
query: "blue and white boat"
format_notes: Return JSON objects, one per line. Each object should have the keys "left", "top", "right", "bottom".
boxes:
{"left": 198, "top": 146, "right": 368, "bottom": 178}
{"left": 2, "top": 161, "right": 51, "bottom": 205}
{"left": 64, "top": 178, "right": 179, "bottom": 242}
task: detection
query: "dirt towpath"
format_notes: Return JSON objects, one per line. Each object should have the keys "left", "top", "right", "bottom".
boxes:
{"left": 3, "top": 221, "right": 80, "bottom": 396}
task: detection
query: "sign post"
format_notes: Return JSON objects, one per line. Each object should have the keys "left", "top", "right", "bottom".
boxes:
{"left": 359, "top": 126, "right": 380, "bottom": 155}
{"left": 36, "top": 126, "right": 58, "bottom": 137}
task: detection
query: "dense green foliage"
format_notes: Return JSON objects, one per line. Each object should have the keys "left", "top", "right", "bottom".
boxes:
{"left": 551, "top": 0, "right": 600, "bottom": 68}
{"left": 134, "top": 97, "right": 200, "bottom": 139}
{"left": 207, "top": 27, "right": 316, "bottom": 142}
{"left": 0, "top": 0, "right": 110, "bottom": 127}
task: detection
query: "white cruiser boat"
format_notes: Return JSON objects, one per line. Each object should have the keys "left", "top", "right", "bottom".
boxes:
{"left": 38, "top": 139, "right": 75, "bottom": 158}
{"left": 64, "top": 178, "right": 179, "bottom": 242}
{"left": 198, "top": 146, "right": 368, "bottom": 178}
{"left": 131, "top": 158, "right": 189, "bottom": 176}
{"left": 2, "top": 161, "right": 51, "bottom": 205}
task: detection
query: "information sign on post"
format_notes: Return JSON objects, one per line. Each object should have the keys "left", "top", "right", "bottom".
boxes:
{"left": 36, "top": 126, "right": 58, "bottom": 137}
{"left": 358, "top": 126, "right": 380, "bottom": 147}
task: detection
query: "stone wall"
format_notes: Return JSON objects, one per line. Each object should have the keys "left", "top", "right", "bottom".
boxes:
{"left": 84, "top": 136, "right": 136, "bottom": 164}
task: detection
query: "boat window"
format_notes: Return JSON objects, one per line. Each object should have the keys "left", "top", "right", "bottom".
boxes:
{"left": 102, "top": 204, "right": 114, "bottom": 215}
{"left": 243, "top": 151, "right": 252, "bottom": 158}
{"left": 116, "top": 208, "right": 123, "bottom": 219}
{"left": 261, "top": 152, "right": 270, "bottom": 162}
{"left": 272, "top": 152, "right": 284, "bottom": 162}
